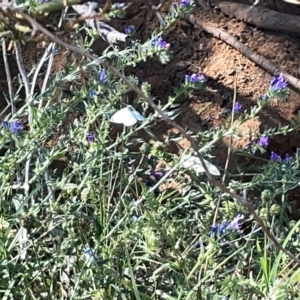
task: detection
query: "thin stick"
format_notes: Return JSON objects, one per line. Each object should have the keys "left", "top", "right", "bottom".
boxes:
{"left": 15, "top": 41, "right": 31, "bottom": 98}
{"left": 2, "top": 39, "right": 16, "bottom": 114}
{"left": 222, "top": 74, "right": 237, "bottom": 184}
{"left": 218, "top": 2, "right": 300, "bottom": 33}
{"left": 188, "top": 14, "right": 300, "bottom": 91}
{"left": 14, "top": 40, "right": 33, "bottom": 260}
{"left": 31, "top": 43, "right": 54, "bottom": 95}
{"left": 212, "top": 74, "right": 238, "bottom": 227}
{"left": 39, "top": 43, "right": 55, "bottom": 107}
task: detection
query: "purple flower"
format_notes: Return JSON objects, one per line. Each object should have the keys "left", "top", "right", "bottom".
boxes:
{"left": 2, "top": 121, "right": 9, "bottom": 129}
{"left": 10, "top": 121, "right": 22, "bottom": 134}
{"left": 233, "top": 102, "right": 242, "bottom": 113}
{"left": 270, "top": 151, "right": 281, "bottom": 162}
{"left": 258, "top": 136, "right": 269, "bottom": 147}
{"left": 186, "top": 73, "right": 206, "bottom": 83}
{"left": 218, "top": 222, "right": 229, "bottom": 235}
{"left": 229, "top": 214, "right": 244, "bottom": 231}
{"left": 153, "top": 37, "right": 170, "bottom": 50}
{"left": 98, "top": 69, "right": 106, "bottom": 86}
{"left": 124, "top": 25, "right": 135, "bottom": 35}
{"left": 270, "top": 74, "right": 287, "bottom": 92}
{"left": 2, "top": 120, "right": 22, "bottom": 134}
{"left": 180, "top": 0, "right": 190, "bottom": 6}
{"left": 86, "top": 132, "right": 94, "bottom": 142}
{"left": 211, "top": 222, "right": 228, "bottom": 236}
{"left": 283, "top": 153, "right": 292, "bottom": 164}
{"left": 211, "top": 216, "right": 243, "bottom": 237}
{"left": 113, "top": 2, "right": 125, "bottom": 9}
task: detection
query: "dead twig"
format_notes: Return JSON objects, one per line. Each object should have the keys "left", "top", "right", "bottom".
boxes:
{"left": 2, "top": 39, "right": 16, "bottom": 114}
{"left": 188, "top": 14, "right": 300, "bottom": 91}
{"left": 218, "top": 1, "right": 300, "bottom": 33}
{"left": 212, "top": 74, "right": 238, "bottom": 227}
{"left": 15, "top": 41, "right": 31, "bottom": 99}
{"left": 73, "top": 4, "right": 128, "bottom": 44}
{"left": 15, "top": 40, "right": 32, "bottom": 260}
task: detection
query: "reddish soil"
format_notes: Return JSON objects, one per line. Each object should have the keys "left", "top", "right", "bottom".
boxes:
{"left": 102, "top": 0, "right": 300, "bottom": 161}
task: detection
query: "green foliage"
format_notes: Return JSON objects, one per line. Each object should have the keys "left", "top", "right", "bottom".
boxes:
{"left": 0, "top": 0, "right": 300, "bottom": 299}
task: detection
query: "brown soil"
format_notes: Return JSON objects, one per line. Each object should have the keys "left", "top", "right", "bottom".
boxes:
{"left": 105, "top": 0, "right": 300, "bottom": 161}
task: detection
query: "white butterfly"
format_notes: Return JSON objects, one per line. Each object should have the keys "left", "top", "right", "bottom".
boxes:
{"left": 180, "top": 154, "right": 220, "bottom": 176}
{"left": 110, "top": 105, "right": 145, "bottom": 127}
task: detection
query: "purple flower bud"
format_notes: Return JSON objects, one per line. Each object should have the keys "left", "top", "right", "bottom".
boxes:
{"left": 124, "top": 25, "right": 135, "bottom": 35}
{"left": 270, "top": 74, "right": 287, "bottom": 92}
{"left": 190, "top": 74, "right": 198, "bottom": 83}
{"left": 86, "top": 132, "right": 94, "bottom": 143}
{"left": 233, "top": 102, "right": 242, "bottom": 113}
{"left": 258, "top": 136, "right": 269, "bottom": 147}
{"left": 211, "top": 224, "right": 218, "bottom": 237}
{"left": 197, "top": 73, "right": 207, "bottom": 82}
{"left": 186, "top": 73, "right": 206, "bottom": 83}
{"left": 180, "top": 0, "right": 190, "bottom": 6}
{"left": 98, "top": 69, "right": 106, "bottom": 86}
{"left": 153, "top": 37, "right": 170, "bottom": 50}
{"left": 270, "top": 151, "right": 281, "bottom": 162}
{"left": 10, "top": 121, "right": 22, "bottom": 134}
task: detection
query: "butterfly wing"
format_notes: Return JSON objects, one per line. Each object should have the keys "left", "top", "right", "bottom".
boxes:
{"left": 110, "top": 107, "right": 128, "bottom": 124}
{"left": 181, "top": 155, "right": 220, "bottom": 176}
{"left": 110, "top": 106, "right": 144, "bottom": 126}
{"left": 181, "top": 156, "right": 197, "bottom": 169}
{"left": 123, "top": 113, "right": 138, "bottom": 126}
{"left": 131, "top": 109, "right": 145, "bottom": 122}
{"left": 110, "top": 107, "right": 138, "bottom": 126}
{"left": 198, "top": 158, "right": 220, "bottom": 176}
{"left": 122, "top": 106, "right": 139, "bottom": 126}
